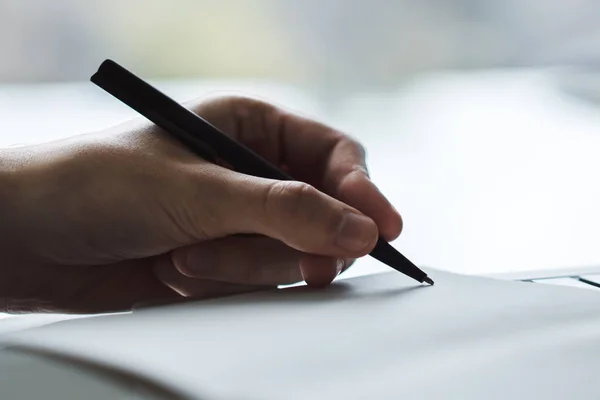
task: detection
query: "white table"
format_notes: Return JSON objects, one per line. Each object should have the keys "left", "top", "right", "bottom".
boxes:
{"left": 3, "top": 68, "right": 600, "bottom": 329}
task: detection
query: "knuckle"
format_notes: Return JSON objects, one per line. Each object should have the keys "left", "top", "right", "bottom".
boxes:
{"left": 325, "top": 211, "right": 345, "bottom": 237}
{"left": 348, "top": 137, "right": 367, "bottom": 160}
{"left": 265, "top": 181, "right": 343, "bottom": 241}
{"left": 340, "top": 137, "right": 369, "bottom": 177}
{"left": 264, "top": 181, "right": 320, "bottom": 218}
{"left": 263, "top": 181, "right": 344, "bottom": 247}
{"left": 232, "top": 96, "right": 269, "bottom": 120}
{"left": 173, "top": 256, "right": 198, "bottom": 278}
{"left": 263, "top": 181, "right": 331, "bottom": 243}
{"left": 171, "top": 249, "right": 196, "bottom": 277}
{"left": 173, "top": 246, "right": 221, "bottom": 278}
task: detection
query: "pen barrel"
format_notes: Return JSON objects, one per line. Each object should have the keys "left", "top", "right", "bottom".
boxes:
{"left": 91, "top": 60, "right": 293, "bottom": 181}
{"left": 91, "top": 59, "right": 428, "bottom": 284}
{"left": 370, "top": 238, "right": 427, "bottom": 282}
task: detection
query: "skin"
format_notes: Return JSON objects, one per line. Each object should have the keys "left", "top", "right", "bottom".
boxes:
{"left": 0, "top": 96, "right": 402, "bottom": 314}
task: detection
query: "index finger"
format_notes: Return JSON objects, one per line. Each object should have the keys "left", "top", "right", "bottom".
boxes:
{"left": 278, "top": 110, "right": 403, "bottom": 241}
{"left": 192, "top": 96, "right": 402, "bottom": 241}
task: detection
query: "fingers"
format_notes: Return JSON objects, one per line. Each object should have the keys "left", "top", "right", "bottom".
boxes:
{"left": 170, "top": 235, "right": 304, "bottom": 286}
{"left": 167, "top": 233, "right": 363, "bottom": 293}
{"left": 318, "top": 137, "right": 401, "bottom": 241}
{"left": 153, "top": 254, "right": 270, "bottom": 299}
{"left": 171, "top": 235, "right": 353, "bottom": 288}
{"left": 330, "top": 167, "right": 403, "bottom": 242}
{"left": 299, "top": 254, "right": 343, "bottom": 287}
{"left": 206, "top": 169, "right": 379, "bottom": 259}
{"left": 283, "top": 129, "right": 402, "bottom": 241}
{"left": 190, "top": 96, "right": 402, "bottom": 242}
{"left": 251, "top": 101, "right": 401, "bottom": 241}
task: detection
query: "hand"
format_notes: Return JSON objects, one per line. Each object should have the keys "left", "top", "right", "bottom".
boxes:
{"left": 0, "top": 96, "right": 402, "bottom": 313}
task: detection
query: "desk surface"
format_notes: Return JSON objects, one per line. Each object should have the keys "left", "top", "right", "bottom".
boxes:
{"left": 2, "top": 68, "right": 600, "bottom": 326}
{"left": 3, "top": 269, "right": 600, "bottom": 400}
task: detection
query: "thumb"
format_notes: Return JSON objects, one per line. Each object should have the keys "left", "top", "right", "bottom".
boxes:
{"left": 212, "top": 171, "right": 379, "bottom": 258}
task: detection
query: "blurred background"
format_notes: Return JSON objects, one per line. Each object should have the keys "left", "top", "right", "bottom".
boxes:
{"left": 3, "top": 0, "right": 600, "bottom": 283}
{"left": 2, "top": 0, "right": 600, "bottom": 89}
{"left": 5, "top": 0, "right": 600, "bottom": 382}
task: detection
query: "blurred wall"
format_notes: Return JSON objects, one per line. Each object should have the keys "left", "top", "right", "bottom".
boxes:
{"left": 1, "top": 0, "right": 599, "bottom": 90}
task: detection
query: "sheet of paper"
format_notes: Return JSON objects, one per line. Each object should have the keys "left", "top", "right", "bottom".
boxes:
{"left": 2, "top": 269, "right": 600, "bottom": 400}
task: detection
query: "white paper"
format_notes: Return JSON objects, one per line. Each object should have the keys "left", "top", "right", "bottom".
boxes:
{"left": 2, "top": 269, "right": 600, "bottom": 400}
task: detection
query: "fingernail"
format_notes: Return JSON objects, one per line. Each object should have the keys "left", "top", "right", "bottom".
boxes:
{"left": 336, "top": 213, "right": 376, "bottom": 252}
{"left": 179, "top": 247, "right": 217, "bottom": 276}
{"left": 336, "top": 259, "right": 345, "bottom": 275}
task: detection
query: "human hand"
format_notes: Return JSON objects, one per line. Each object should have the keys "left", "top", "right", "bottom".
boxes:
{"left": 0, "top": 96, "right": 402, "bottom": 313}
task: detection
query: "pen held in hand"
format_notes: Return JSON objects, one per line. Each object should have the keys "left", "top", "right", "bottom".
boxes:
{"left": 90, "top": 59, "right": 434, "bottom": 286}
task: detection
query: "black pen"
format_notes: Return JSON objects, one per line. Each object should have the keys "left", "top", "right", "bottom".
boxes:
{"left": 90, "top": 59, "right": 434, "bottom": 286}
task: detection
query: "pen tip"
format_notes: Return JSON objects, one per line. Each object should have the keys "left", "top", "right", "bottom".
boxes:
{"left": 423, "top": 277, "right": 434, "bottom": 285}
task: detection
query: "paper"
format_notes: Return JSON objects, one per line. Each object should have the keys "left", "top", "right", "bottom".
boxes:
{"left": 2, "top": 269, "right": 600, "bottom": 400}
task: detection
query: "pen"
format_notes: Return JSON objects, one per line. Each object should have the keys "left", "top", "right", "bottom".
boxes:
{"left": 90, "top": 59, "right": 434, "bottom": 286}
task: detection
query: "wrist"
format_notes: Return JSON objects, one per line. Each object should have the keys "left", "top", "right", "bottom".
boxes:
{"left": 0, "top": 148, "right": 30, "bottom": 301}
{"left": 0, "top": 147, "right": 23, "bottom": 236}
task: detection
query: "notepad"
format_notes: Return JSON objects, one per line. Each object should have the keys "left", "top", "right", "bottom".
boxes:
{"left": 2, "top": 269, "right": 600, "bottom": 400}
